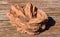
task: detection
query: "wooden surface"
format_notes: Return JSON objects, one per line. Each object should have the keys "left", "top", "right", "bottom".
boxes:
{"left": 0, "top": 0, "right": 60, "bottom": 37}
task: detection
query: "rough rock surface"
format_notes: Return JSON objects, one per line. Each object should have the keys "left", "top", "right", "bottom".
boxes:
{"left": 7, "top": 3, "right": 48, "bottom": 35}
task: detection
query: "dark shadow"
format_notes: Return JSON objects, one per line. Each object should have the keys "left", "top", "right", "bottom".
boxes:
{"left": 37, "top": 17, "right": 56, "bottom": 33}
{"left": 45, "top": 17, "right": 56, "bottom": 30}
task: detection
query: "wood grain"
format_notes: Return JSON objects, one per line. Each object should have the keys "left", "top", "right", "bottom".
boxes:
{"left": 0, "top": 0, "right": 60, "bottom": 37}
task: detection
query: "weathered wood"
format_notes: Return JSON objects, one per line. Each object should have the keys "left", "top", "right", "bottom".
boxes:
{"left": 0, "top": 0, "right": 60, "bottom": 9}
{"left": 0, "top": 1, "right": 8, "bottom": 4}
{"left": 0, "top": 0, "right": 60, "bottom": 37}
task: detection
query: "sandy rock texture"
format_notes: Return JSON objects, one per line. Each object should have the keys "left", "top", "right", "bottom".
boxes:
{"left": 7, "top": 3, "right": 48, "bottom": 35}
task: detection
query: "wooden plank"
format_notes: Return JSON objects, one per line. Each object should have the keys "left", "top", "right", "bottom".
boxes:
{"left": 0, "top": 4, "right": 10, "bottom": 10}
{"left": 0, "top": 8, "right": 60, "bottom": 14}
{"left": 0, "top": 13, "right": 60, "bottom": 20}
{"left": 0, "top": 0, "right": 60, "bottom": 9}
{"left": 42, "top": 8, "right": 60, "bottom": 13}
{"left": 0, "top": 11, "right": 60, "bottom": 16}
{"left": 0, "top": 16, "right": 59, "bottom": 27}
{"left": 0, "top": 13, "right": 60, "bottom": 21}
{"left": 0, "top": 21, "right": 59, "bottom": 27}
{"left": 0, "top": 0, "right": 60, "bottom": 37}
{"left": 0, "top": 1, "right": 8, "bottom": 4}
{"left": 0, "top": 21, "right": 60, "bottom": 37}
{"left": 9, "top": 2, "right": 60, "bottom": 8}
{"left": 0, "top": 10, "right": 9, "bottom": 15}
{"left": 8, "top": 0, "right": 60, "bottom": 8}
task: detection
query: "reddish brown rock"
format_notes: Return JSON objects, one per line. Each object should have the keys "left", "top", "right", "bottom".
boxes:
{"left": 7, "top": 3, "right": 48, "bottom": 35}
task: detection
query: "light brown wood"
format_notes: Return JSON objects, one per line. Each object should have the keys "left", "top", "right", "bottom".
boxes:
{"left": 0, "top": 0, "right": 60, "bottom": 37}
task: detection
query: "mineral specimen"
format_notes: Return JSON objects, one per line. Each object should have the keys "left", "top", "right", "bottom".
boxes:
{"left": 7, "top": 3, "right": 48, "bottom": 35}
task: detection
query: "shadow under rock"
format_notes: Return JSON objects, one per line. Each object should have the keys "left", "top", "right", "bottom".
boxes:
{"left": 38, "top": 17, "right": 56, "bottom": 33}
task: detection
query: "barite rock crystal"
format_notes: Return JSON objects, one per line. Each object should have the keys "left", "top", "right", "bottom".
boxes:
{"left": 7, "top": 3, "right": 48, "bottom": 35}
